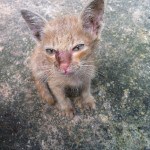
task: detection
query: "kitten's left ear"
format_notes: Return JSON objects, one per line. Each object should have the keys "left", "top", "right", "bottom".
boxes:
{"left": 81, "top": 0, "right": 104, "bottom": 37}
{"left": 21, "top": 9, "right": 47, "bottom": 41}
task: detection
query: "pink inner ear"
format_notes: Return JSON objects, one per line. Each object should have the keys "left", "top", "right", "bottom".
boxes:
{"left": 81, "top": 0, "right": 104, "bottom": 36}
{"left": 91, "top": 17, "right": 100, "bottom": 35}
{"left": 82, "top": 15, "right": 103, "bottom": 36}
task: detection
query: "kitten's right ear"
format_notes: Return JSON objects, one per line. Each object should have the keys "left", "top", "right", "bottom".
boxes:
{"left": 81, "top": 0, "right": 104, "bottom": 37}
{"left": 21, "top": 9, "right": 47, "bottom": 41}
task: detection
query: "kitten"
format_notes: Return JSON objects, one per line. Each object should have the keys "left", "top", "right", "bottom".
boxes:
{"left": 21, "top": 0, "right": 104, "bottom": 118}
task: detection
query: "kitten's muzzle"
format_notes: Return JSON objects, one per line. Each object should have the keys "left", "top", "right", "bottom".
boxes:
{"left": 55, "top": 51, "right": 73, "bottom": 75}
{"left": 60, "top": 63, "right": 73, "bottom": 75}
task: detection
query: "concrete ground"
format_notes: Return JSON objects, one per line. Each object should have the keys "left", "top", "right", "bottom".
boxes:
{"left": 0, "top": 0, "right": 150, "bottom": 149}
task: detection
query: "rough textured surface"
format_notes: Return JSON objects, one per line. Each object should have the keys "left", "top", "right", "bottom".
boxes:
{"left": 0, "top": 0, "right": 150, "bottom": 149}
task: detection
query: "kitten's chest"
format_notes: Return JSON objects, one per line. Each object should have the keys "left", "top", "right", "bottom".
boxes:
{"left": 64, "top": 85, "right": 82, "bottom": 98}
{"left": 59, "top": 74, "right": 83, "bottom": 87}
{"left": 64, "top": 77, "right": 83, "bottom": 97}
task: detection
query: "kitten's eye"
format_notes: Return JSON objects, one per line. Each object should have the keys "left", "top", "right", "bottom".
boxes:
{"left": 72, "top": 44, "right": 84, "bottom": 52}
{"left": 45, "top": 48, "right": 56, "bottom": 55}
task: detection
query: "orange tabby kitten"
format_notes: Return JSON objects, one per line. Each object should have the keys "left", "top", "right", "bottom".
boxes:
{"left": 21, "top": 0, "right": 104, "bottom": 118}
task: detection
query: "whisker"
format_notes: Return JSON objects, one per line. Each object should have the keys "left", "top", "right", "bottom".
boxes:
{"left": 81, "top": 65, "right": 94, "bottom": 67}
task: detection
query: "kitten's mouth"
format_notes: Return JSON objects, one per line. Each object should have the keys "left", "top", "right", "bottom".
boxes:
{"left": 56, "top": 63, "right": 80, "bottom": 76}
{"left": 58, "top": 63, "right": 75, "bottom": 75}
{"left": 60, "top": 69, "right": 74, "bottom": 75}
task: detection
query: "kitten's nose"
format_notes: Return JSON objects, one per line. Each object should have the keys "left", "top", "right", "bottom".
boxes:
{"left": 60, "top": 63, "right": 69, "bottom": 73}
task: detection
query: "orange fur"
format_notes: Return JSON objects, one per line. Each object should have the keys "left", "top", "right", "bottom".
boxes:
{"left": 21, "top": 0, "right": 104, "bottom": 118}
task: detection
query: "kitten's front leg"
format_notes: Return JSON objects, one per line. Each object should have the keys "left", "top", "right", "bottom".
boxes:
{"left": 50, "top": 85, "right": 75, "bottom": 118}
{"left": 80, "top": 81, "right": 96, "bottom": 110}
{"left": 34, "top": 79, "right": 55, "bottom": 105}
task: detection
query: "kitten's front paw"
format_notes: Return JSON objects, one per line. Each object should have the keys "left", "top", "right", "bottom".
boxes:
{"left": 62, "top": 107, "right": 75, "bottom": 118}
{"left": 56, "top": 98, "right": 75, "bottom": 118}
{"left": 83, "top": 96, "right": 96, "bottom": 110}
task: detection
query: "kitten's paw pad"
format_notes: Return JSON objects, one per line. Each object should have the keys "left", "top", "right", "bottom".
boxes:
{"left": 62, "top": 108, "right": 75, "bottom": 118}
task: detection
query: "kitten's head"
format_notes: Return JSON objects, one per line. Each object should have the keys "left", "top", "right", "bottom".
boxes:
{"left": 21, "top": 0, "right": 104, "bottom": 76}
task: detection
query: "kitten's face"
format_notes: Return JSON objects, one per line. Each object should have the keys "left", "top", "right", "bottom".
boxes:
{"left": 41, "top": 16, "right": 96, "bottom": 75}
{"left": 21, "top": 0, "right": 104, "bottom": 76}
